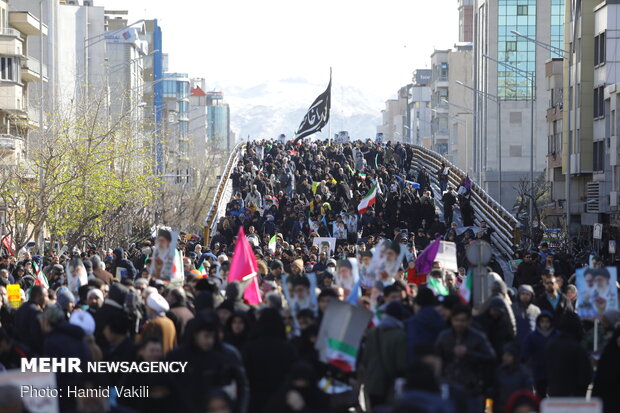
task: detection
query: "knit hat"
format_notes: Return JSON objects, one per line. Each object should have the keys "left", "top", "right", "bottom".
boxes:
{"left": 38, "top": 304, "right": 65, "bottom": 326}
{"left": 385, "top": 301, "right": 408, "bottom": 321}
{"left": 518, "top": 285, "right": 535, "bottom": 297}
{"left": 56, "top": 287, "right": 75, "bottom": 310}
{"left": 146, "top": 292, "right": 169, "bottom": 314}
{"left": 87, "top": 288, "right": 104, "bottom": 301}
{"left": 69, "top": 311, "right": 95, "bottom": 335}
{"left": 488, "top": 296, "right": 506, "bottom": 313}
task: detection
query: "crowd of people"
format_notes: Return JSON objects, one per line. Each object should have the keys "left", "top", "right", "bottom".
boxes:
{"left": 0, "top": 139, "right": 618, "bottom": 413}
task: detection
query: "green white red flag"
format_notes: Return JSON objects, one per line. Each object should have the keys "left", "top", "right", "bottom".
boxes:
{"left": 357, "top": 184, "right": 378, "bottom": 214}
{"left": 458, "top": 271, "right": 473, "bottom": 304}
{"left": 326, "top": 337, "right": 358, "bottom": 373}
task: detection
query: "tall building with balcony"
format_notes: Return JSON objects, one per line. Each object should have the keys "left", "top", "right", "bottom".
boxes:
{"left": 458, "top": 0, "right": 474, "bottom": 42}
{"left": 410, "top": 69, "right": 432, "bottom": 148}
{"left": 474, "top": 0, "right": 564, "bottom": 207}
{"left": 189, "top": 78, "right": 208, "bottom": 171}
{"left": 206, "top": 91, "right": 231, "bottom": 153}
{"left": 104, "top": 11, "right": 148, "bottom": 126}
{"left": 544, "top": 57, "right": 564, "bottom": 227}
{"left": 0, "top": 0, "right": 46, "bottom": 167}
{"left": 162, "top": 72, "right": 190, "bottom": 184}
{"left": 430, "top": 50, "right": 451, "bottom": 156}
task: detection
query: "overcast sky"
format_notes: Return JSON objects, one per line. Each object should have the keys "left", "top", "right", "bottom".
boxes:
{"left": 99, "top": 0, "right": 459, "bottom": 104}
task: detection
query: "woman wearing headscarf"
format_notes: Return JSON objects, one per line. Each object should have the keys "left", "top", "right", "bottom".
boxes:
{"left": 242, "top": 308, "right": 298, "bottom": 413}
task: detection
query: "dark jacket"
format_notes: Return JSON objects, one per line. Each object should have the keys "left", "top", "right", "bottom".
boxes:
{"left": 361, "top": 315, "right": 408, "bottom": 400}
{"left": 592, "top": 328, "right": 620, "bottom": 413}
{"left": 435, "top": 327, "right": 496, "bottom": 395}
{"left": 534, "top": 292, "right": 573, "bottom": 325}
{"left": 242, "top": 310, "right": 298, "bottom": 413}
{"left": 406, "top": 306, "right": 445, "bottom": 362}
{"left": 521, "top": 313, "right": 559, "bottom": 380}
{"left": 514, "top": 262, "right": 539, "bottom": 287}
{"left": 545, "top": 315, "right": 592, "bottom": 397}
{"left": 109, "top": 248, "right": 137, "bottom": 279}
{"left": 13, "top": 300, "right": 43, "bottom": 354}
{"left": 512, "top": 286, "right": 540, "bottom": 344}
{"left": 492, "top": 364, "right": 533, "bottom": 413}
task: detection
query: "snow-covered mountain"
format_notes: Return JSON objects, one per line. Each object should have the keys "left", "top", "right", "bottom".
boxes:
{"left": 222, "top": 78, "right": 383, "bottom": 141}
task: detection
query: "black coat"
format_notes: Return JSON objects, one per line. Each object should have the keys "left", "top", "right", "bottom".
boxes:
{"left": 13, "top": 300, "right": 43, "bottom": 354}
{"left": 592, "top": 329, "right": 620, "bottom": 413}
{"left": 243, "top": 336, "right": 298, "bottom": 413}
{"left": 545, "top": 332, "right": 592, "bottom": 397}
{"left": 534, "top": 293, "right": 573, "bottom": 326}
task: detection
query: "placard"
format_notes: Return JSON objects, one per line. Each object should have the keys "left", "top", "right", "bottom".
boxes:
{"left": 576, "top": 266, "right": 619, "bottom": 319}
{"left": 312, "top": 237, "right": 337, "bottom": 256}
{"left": 541, "top": 398, "right": 602, "bottom": 413}
{"left": 7, "top": 283, "right": 21, "bottom": 308}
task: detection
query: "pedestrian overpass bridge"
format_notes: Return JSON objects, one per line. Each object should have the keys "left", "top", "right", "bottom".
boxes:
{"left": 204, "top": 143, "right": 521, "bottom": 260}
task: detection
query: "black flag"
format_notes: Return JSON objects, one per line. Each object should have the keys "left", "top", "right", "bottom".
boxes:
{"left": 294, "top": 74, "right": 331, "bottom": 142}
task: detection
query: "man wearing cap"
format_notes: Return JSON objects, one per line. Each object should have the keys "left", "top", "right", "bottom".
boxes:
{"left": 139, "top": 292, "right": 176, "bottom": 355}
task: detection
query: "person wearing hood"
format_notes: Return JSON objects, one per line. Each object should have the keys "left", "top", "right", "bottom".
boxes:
{"left": 166, "top": 312, "right": 248, "bottom": 413}
{"left": 473, "top": 296, "right": 515, "bottom": 361}
{"left": 90, "top": 254, "right": 114, "bottom": 285}
{"left": 139, "top": 292, "right": 176, "bottom": 355}
{"left": 224, "top": 311, "right": 250, "bottom": 351}
{"left": 512, "top": 285, "right": 540, "bottom": 344}
{"left": 406, "top": 286, "right": 445, "bottom": 363}
{"left": 109, "top": 248, "right": 137, "bottom": 280}
{"left": 39, "top": 304, "right": 92, "bottom": 411}
{"left": 264, "top": 361, "right": 330, "bottom": 413}
{"left": 521, "top": 311, "right": 558, "bottom": 398}
{"left": 592, "top": 326, "right": 620, "bottom": 413}
{"left": 544, "top": 312, "right": 591, "bottom": 397}
{"left": 224, "top": 281, "right": 251, "bottom": 313}
{"left": 56, "top": 287, "right": 75, "bottom": 320}
{"left": 360, "top": 301, "right": 408, "bottom": 408}
{"left": 242, "top": 307, "right": 298, "bottom": 413}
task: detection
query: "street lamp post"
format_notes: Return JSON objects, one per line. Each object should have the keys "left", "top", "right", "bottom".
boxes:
{"left": 455, "top": 81, "right": 502, "bottom": 204}
{"left": 510, "top": 25, "right": 575, "bottom": 238}
{"left": 483, "top": 54, "right": 535, "bottom": 221}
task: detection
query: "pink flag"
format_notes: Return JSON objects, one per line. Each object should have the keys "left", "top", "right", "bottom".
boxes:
{"left": 228, "top": 226, "right": 262, "bottom": 305}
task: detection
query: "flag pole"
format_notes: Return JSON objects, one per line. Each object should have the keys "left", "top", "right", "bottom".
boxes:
{"left": 329, "top": 67, "right": 332, "bottom": 146}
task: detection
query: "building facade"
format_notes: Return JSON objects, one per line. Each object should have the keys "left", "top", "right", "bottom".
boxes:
{"left": 162, "top": 72, "right": 191, "bottom": 184}
{"left": 474, "top": 0, "right": 564, "bottom": 207}
{"left": 410, "top": 69, "right": 432, "bottom": 148}
{"left": 189, "top": 78, "right": 208, "bottom": 171}
{"left": 206, "top": 91, "right": 231, "bottom": 153}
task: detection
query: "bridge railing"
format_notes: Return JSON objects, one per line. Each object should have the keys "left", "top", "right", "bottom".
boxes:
{"left": 409, "top": 145, "right": 520, "bottom": 258}
{"left": 203, "top": 143, "right": 245, "bottom": 245}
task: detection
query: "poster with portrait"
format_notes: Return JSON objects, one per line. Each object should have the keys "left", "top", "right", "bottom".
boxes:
{"left": 576, "top": 266, "right": 619, "bottom": 319}
{"left": 65, "top": 257, "right": 88, "bottom": 295}
{"left": 312, "top": 237, "right": 337, "bottom": 257}
{"left": 152, "top": 228, "right": 183, "bottom": 283}
{"left": 366, "top": 239, "right": 406, "bottom": 287}
{"left": 336, "top": 258, "right": 360, "bottom": 298}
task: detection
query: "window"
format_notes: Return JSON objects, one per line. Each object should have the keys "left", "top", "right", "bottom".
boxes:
{"left": 593, "top": 140, "right": 605, "bottom": 172}
{"left": 506, "top": 41, "right": 517, "bottom": 52}
{"left": 594, "top": 86, "right": 605, "bottom": 118}
{"left": 517, "top": 5, "right": 528, "bottom": 15}
{"left": 439, "top": 62, "right": 448, "bottom": 80}
{"left": 594, "top": 32, "right": 606, "bottom": 66}
{"left": 0, "top": 56, "right": 19, "bottom": 82}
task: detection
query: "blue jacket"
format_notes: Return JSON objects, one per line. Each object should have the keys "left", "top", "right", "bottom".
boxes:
{"left": 522, "top": 316, "right": 559, "bottom": 380}
{"left": 406, "top": 306, "right": 445, "bottom": 362}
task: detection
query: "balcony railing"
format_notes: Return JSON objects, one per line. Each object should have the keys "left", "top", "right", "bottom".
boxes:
{"left": 0, "top": 28, "right": 20, "bottom": 37}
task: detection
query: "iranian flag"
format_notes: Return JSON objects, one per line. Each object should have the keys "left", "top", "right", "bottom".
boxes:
{"left": 357, "top": 184, "right": 378, "bottom": 214}
{"left": 198, "top": 263, "right": 208, "bottom": 278}
{"left": 326, "top": 337, "right": 358, "bottom": 373}
{"left": 268, "top": 234, "right": 277, "bottom": 255}
{"left": 458, "top": 271, "right": 473, "bottom": 304}
{"left": 33, "top": 263, "right": 49, "bottom": 288}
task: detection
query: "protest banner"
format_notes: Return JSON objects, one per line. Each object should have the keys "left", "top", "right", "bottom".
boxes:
{"left": 7, "top": 283, "right": 21, "bottom": 308}
{"left": 312, "top": 237, "right": 337, "bottom": 256}
{"left": 315, "top": 300, "right": 372, "bottom": 373}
